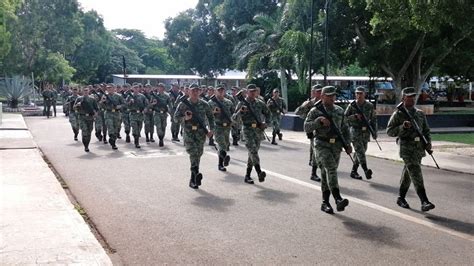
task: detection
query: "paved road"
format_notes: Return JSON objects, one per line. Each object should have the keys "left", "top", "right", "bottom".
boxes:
{"left": 26, "top": 116, "right": 473, "bottom": 265}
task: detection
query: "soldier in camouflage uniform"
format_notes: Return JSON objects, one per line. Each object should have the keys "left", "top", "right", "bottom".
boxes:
{"left": 74, "top": 87, "right": 98, "bottom": 152}
{"left": 143, "top": 84, "right": 155, "bottom": 143}
{"left": 66, "top": 87, "right": 80, "bottom": 141}
{"left": 174, "top": 83, "right": 215, "bottom": 189}
{"left": 126, "top": 85, "right": 149, "bottom": 148}
{"left": 266, "top": 89, "right": 287, "bottom": 145}
{"left": 121, "top": 84, "right": 132, "bottom": 143}
{"left": 91, "top": 86, "right": 108, "bottom": 144}
{"left": 304, "top": 86, "right": 352, "bottom": 214}
{"left": 51, "top": 87, "right": 58, "bottom": 117}
{"left": 387, "top": 87, "right": 435, "bottom": 212}
{"left": 232, "top": 84, "right": 271, "bottom": 184}
{"left": 42, "top": 86, "right": 54, "bottom": 118}
{"left": 208, "top": 85, "right": 234, "bottom": 171}
{"left": 151, "top": 83, "right": 172, "bottom": 147}
{"left": 169, "top": 83, "right": 183, "bottom": 142}
{"left": 62, "top": 87, "right": 71, "bottom": 117}
{"left": 344, "top": 86, "right": 377, "bottom": 180}
{"left": 295, "top": 84, "right": 322, "bottom": 182}
{"left": 102, "top": 85, "right": 125, "bottom": 150}
{"left": 230, "top": 87, "right": 242, "bottom": 145}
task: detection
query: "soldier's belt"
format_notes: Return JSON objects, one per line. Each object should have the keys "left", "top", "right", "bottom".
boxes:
{"left": 134, "top": 110, "right": 142, "bottom": 113}
{"left": 82, "top": 113, "right": 94, "bottom": 117}
{"left": 191, "top": 124, "right": 198, "bottom": 131}
{"left": 399, "top": 137, "right": 421, "bottom": 142}
{"left": 243, "top": 122, "right": 258, "bottom": 128}
{"left": 107, "top": 109, "right": 120, "bottom": 113}
{"left": 315, "top": 136, "right": 339, "bottom": 144}
{"left": 353, "top": 126, "right": 368, "bottom": 131}
{"left": 216, "top": 122, "right": 230, "bottom": 127}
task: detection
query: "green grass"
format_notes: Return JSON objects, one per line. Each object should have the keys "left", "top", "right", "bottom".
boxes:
{"left": 431, "top": 133, "right": 474, "bottom": 145}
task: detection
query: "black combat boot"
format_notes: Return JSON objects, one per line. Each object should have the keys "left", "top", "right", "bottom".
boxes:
{"left": 145, "top": 132, "right": 150, "bottom": 143}
{"left": 125, "top": 133, "right": 131, "bottom": 143}
{"left": 396, "top": 187, "right": 410, "bottom": 209}
{"left": 209, "top": 136, "right": 215, "bottom": 146}
{"left": 189, "top": 171, "right": 199, "bottom": 189}
{"left": 223, "top": 151, "right": 230, "bottom": 167}
{"left": 192, "top": 166, "right": 203, "bottom": 186}
{"left": 158, "top": 136, "right": 164, "bottom": 147}
{"left": 350, "top": 163, "right": 362, "bottom": 180}
{"left": 117, "top": 133, "right": 122, "bottom": 139}
{"left": 417, "top": 189, "right": 435, "bottom": 212}
{"left": 254, "top": 164, "right": 266, "bottom": 182}
{"left": 110, "top": 137, "right": 118, "bottom": 150}
{"left": 83, "top": 136, "right": 90, "bottom": 152}
{"left": 150, "top": 132, "right": 155, "bottom": 143}
{"left": 218, "top": 157, "right": 226, "bottom": 171}
{"left": 134, "top": 136, "right": 141, "bottom": 148}
{"left": 95, "top": 130, "right": 102, "bottom": 141}
{"left": 271, "top": 133, "right": 278, "bottom": 145}
{"left": 321, "top": 190, "right": 334, "bottom": 214}
{"left": 73, "top": 129, "right": 78, "bottom": 141}
{"left": 310, "top": 165, "right": 321, "bottom": 182}
{"left": 232, "top": 137, "right": 239, "bottom": 146}
{"left": 244, "top": 164, "right": 254, "bottom": 184}
{"left": 278, "top": 131, "right": 283, "bottom": 141}
{"left": 332, "top": 188, "right": 349, "bottom": 212}
{"left": 361, "top": 163, "right": 373, "bottom": 180}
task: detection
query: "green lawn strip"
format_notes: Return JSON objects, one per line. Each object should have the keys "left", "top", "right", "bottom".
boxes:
{"left": 431, "top": 133, "right": 474, "bottom": 145}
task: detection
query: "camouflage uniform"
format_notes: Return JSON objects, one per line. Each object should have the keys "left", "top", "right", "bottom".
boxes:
{"left": 208, "top": 95, "right": 234, "bottom": 171}
{"left": 143, "top": 92, "right": 155, "bottom": 142}
{"left": 126, "top": 92, "right": 148, "bottom": 148}
{"left": 386, "top": 88, "right": 435, "bottom": 212}
{"left": 74, "top": 95, "right": 98, "bottom": 152}
{"left": 104, "top": 93, "right": 125, "bottom": 149}
{"left": 266, "top": 96, "right": 287, "bottom": 144}
{"left": 66, "top": 93, "right": 80, "bottom": 140}
{"left": 232, "top": 88, "right": 271, "bottom": 184}
{"left": 51, "top": 89, "right": 58, "bottom": 117}
{"left": 62, "top": 89, "right": 71, "bottom": 116}
{"left": 92, "top": 92, "right": 108, "bottom": 143}
{"left": 174, "top": 95, "right": 215, "bottom": 188}
{"left": 345, "top": 99, "right": 377, "bottom": 179}
{"left": 151, "top": 92, "right": 171, "bottom": 146}
{"left": 229, "top": 94, "right": 242, "bottom": 145}
{"left": 169, "top": 89, "right": 183, "bottom": 141}
{"left": 42, "top": 89, "right": 54, "bottom": 118}
{"left": 121, "top": 91, "right": 132, "bottom": 142}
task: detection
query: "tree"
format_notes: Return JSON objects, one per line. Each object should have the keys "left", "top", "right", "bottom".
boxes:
{"left": 0, "top": 0, "right": 21, "bottom": 61}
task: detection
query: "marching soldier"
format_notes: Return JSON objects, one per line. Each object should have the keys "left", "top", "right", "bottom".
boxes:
{"left": 266, "top": 89, "right": 287, "bottom": 145}
{"left": 151, "top": 83, "right": 172, "bottom": 147}
{"left": 206, "top": 86, "right": 216, "bottom": 146}
{"left": 169, "top": 83, "right": 182, "bottom": 142}
{"left": 344, "top": 86, "right": 377, "bottom": 180}
{"left": 386, "top": 87, "right": 435, "bottom": 212}
{"left": 232, "top": 84, "right": 271, "bottom": 184}
{"left": 304, "top": 86, "right": 352, "bottom": 214}
{"left": 295, "top": 84, "right": 322, "bottom": 182}
{"left": 42, "top": 85, "right": 54, "bottom": 118}
{"left": 143, "top": 84, "right": 155, "bottom": 143}
{"left": 208, "top": 85, "right": 234, "bottom": 171}
{"left": 126, "top": 85, "right": 148, "bottom": 148}
{"left": 51, "top": 87, "right": 58, "bottom": 117}
{"left": 66, "top": 87, "right": 80, "bottom": 141}
{"left": 173, "top": 83, "right": 215, "bottom": 189}
{"left": 230, "top": 86, "right": 242, "bottom": 146}
{"left": 91, "top": 85, "right": 108, "bottom": 144}
{"left": 102, "top": 84, "right": 125, "bottom": 150}
{"left": 62, "top": 87, "right": 71, "bottom": 117}
{"left": 121, "top": 84, "right": 132, "bottom": 143}
{"left": 74, "top": 87, "right": 98, "bottom": 152}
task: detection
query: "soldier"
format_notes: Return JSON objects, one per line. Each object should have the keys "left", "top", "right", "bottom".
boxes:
{"left": 143, "top": 84, "right": 155, "bottom": 143}
{"left": 61, "top": 87, "right": 71, "bottom": 117}
{"left": 151, "top": 83, "right": 172, "bottom": 147}
{"left": 74, "top": 87, "right": 98, "bottom": 152}
{"left": 232, "top": 84, "right": 271, "bottom": 184}
{"left": 121, "top": 84, "right": 132, "bottom": 143}
{"left": 304, "top": 86, "right": 352, "bottom": 214}
{"left": 51, "top": 86, "right": 58, "bottom": 117}
{"left": 102, "top": 84, "right": 125, "bottom": 150}
{"left": 206, "top": 86, "right": 217, "bottom": 146}
{"left": 200, "top": 85, "right": 209, "bottom": 101}
{"left": 169, "top": 83, "right": 182, "bottom": 142}
{"left": 344, "top": 86, "right": 377, "bottom": 180}
{"left": 229, "top": 86, "right": 242, "bottom": 145}
{"left": 91, "top": 85, "right": 108, "bottom": 144}
{"left": 126, "top": 85, "right": 148, "bottom": 148}
{"left": 42, "top": 85, "right": 54, "bottom": 118}
{"left": 386, "top": 87, "right": 435, "bottom": 212}
{"left": 208, "top": 85, "right": 234, "bottom": 171}
{"left": 295, "top": 84, "right": 323, "bottom": 182}
{"left": 173, "top": 83, "right": 215, "bottom": 189}
{"left": 266, "top": 89, "right": 287, "bottom": 145}
{"left": 66, "top": 87, "right": 80, "bottom": 141}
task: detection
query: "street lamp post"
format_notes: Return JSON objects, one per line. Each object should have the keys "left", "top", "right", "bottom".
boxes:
{"left": 323, "top": 0, "right": 331, "bottom": 86}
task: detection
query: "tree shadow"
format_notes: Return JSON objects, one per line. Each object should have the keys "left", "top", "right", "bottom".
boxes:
{"left": 253, "top": 184, "right": 298, "bottom": 205}
{"left": 409, "top": 210, "right": 474, "bottom": 236}
{"left": 191, "top": 189, "right": 235, "bottom": 212}
{"left": 336, "top": 214, "right": 405, "bottom": 249}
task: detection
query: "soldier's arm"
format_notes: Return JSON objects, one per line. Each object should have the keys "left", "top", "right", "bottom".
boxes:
{"left": 386, "top": 111, "right": 405, "bottom": 137}
{"left": 304, "top": 108, "right": 325, "bottom": 133}
{"left": 232, "top": 102, "right": 243, "bottom": 122}
{"left": 205, "top": 102, "right": 216, "bottom": 131}
{"left": 344, "top": 104, "right": 359, "bottom": 126}
{"left": 173, "top": 103, "right": 185, "bottom": 124}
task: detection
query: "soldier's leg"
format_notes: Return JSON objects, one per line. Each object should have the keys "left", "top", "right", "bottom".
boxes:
{"left": 45, "top": 104, "right": 51, "bottom": 118}
{"left": 318, "top": 146, "right": 333, "bottom": 213}
{"left": 102, "top": 114, "right": 108, "bottom": 144}
{"left": 405, "top": 158, "right": 435, "bottom": 211}
{"left": 277, "top": 117, "right": 283, "bottom": 140}
{"left": 52, "top": 102, "right": 57, "bottom": 117}
{"left": 397, "top": 164, "right": 412, "bottom": 209}
{"left": 351, "top": 140, "right": 363, "bottom": 180}
{"left": 359, "top": 141, "right": 372, "bottom": 179}
{"left": 149, "top": 114, "right": 155, "bottom": 142}
{"left": 185, "top": 133, "right": 205, "bottom": 188}
{"left": 94, "top": 115, "right": 102, "bottom": 141}
{"left": 310, "top": 146, "right": 321, "bottom": 182}
{"left": 252, "top": 132, "right": 266, "bottom": 182}
{"left": 131, "top": 117, "right": 140, "bottom": 148}
{"left": 117, "top": 114, "right": 122, "bottom": 139}
{"left": 171, "top": 121, "right": 180, "bottom": 141}
{"left": 271, "top": 117, "right": 278, "bottom": 145}
{"left": 105, "top": 114, "right": 115, "bottom": 149}
{"left": 80, "top": 118, "right": 91, "bottom": 152}
{"left": 320, "top": 148, "right": 348, "bottom": 211}
{"left": 68, "top": 113, "right": 79, "bottom": 141}
{"left": 242, "top": 128, "right": 255, "bottom": 184}
{"left": 231, "top": 124, "right": 239, "bottom": 145}
{"left": 124, "top": 114, "right": 131, "bottom": 143}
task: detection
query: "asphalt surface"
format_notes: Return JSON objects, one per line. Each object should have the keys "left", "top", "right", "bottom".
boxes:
{"left": 25, "top": 116, "right": 473, "bottom": 265}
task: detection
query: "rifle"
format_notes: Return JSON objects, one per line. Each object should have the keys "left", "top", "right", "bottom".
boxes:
{"left": 150, "top": 92, "right": 169, "bottom": 114}
{"left": 236, "top": 93, "right": 271, "bottom": 142}
{"left": 396, "top": 102, "right": 440, "bottom": 169}
{"left": 314, "top": 100, "right": 354, "bottom": 163}
{"left": 210, "top": 95, "right": 232, "bottom": 125}
{"left": 350, "top": 101, "right": 382, "bottom": 151}
{"left": 176, "top": 95, "right": 212, "bottom": 136}
{"left": 269, "top": 97, "right": 285, "bottom": 114}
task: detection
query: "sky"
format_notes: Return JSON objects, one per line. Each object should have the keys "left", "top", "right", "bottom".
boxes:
{"left": 78, "top": 0, "right": 198, "bottom": 39}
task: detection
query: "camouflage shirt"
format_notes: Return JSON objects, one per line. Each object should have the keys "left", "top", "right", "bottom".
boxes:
{"left": 151, "top": 92, "right": 171, "bottom": 113}
{"left": 126, "top": 93, "right": 148, "bottom": 112}
{"left": 174, "top": 98, "right": 216, "bottom": 133}
{"left": 295, "top": 98, "right": 317, "bottom": 120}
{"left": 304, "top": 104, "right": 350, "bottom": 149}
{"left": 266, "top": 97, "right": 287, "bottom": 115}
{"left": 104, "top": 93, "right": 125, "bottom": 111}
{"left": 208, "top": 96, "right": 234, "bottom": 127}
{"left": 233, "top": 97, "right": 271, "bottom": 127}
{"left": 74, "top": 95, "right": 98, "bottom": 115}
{"left": 344, "top": 100, "right": 377, "bottom": 141}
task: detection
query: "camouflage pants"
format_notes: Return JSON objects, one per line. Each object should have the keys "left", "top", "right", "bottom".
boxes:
{"left": 400, "top": 156, "right": 425, "bottom": 192}
{"left": 68, "top": 112, "right": 79, "bottom": 130}
{"left": 105, "top": 111, "right": 121, "bottom": 141}
{"left": 315, "top": 143, "right": 342, "bottom": 192}
{"left": 144, "top": 112, "right": 154, "bottom": 135}
{"left": 122, "top": 112, "right": 131, "bottom": 134}
{"left": 184, "top": 130, "right": 206, "bottom": 170}
{"left": 310, "top": 138, "right": 319, "bottom": 167}
{"left": 270, "top": 114, "right": 281, "bottom": 135}
{"left": 231, "top": 122, "right": 241, "bottom": 141}
{"left": 352, "top": 139, "right": 368, "bottom": 165}
{"left": 154, "top": 112, "right": 168, "bottom": 138}
{"left": 243, "top": 126, "right": 262, "bottom": 166}
{"left": 171, "top": 121, "right": 180, "bottom": 136}
{"left": 215, "top": 125, "right": 231, "bottom": 153}
{"left": 43, "top": 102, "right": 51, "bottom": 117}
{"left": 95, "top": 111, "right": 106, "bottom": 132}
{"left": 130, "top": 112, "right": 144, "bottom": 137}
{"left": 79, "top": 115, "right": 94, "bottom": 138}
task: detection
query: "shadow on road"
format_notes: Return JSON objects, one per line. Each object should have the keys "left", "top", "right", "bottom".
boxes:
{"left": 410, "top": 210, "right": 474, "bottom": 236}
{"left": 342, "top": 187, "right": 371, "bottom": 200}
{"left": 191, "top": 189, "right": 235, "bottom": 212}
{"left": 336, "top": 214, "right": 405, "bottom": 249}
{"left": 253, "top": 184, "right": 298, "bottom": 205}
{"left": 369, "top": 182, "right": 414, "bottom": 197}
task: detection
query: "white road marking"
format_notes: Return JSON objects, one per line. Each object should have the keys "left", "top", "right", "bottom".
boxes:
{"left": 206, "top": 152, "right": 473, "bottom": 242}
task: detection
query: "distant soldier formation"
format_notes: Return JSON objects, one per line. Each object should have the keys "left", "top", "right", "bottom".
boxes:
{"left": 55, "top": 83, "right": 436, "bottom": 213}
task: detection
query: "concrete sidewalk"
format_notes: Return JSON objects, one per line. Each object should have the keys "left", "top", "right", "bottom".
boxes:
{"left": 280, "top": 128, "right": 474, "bottom": 175}
{"left": 0, "top": 113, "right": 112, "bottom": 265}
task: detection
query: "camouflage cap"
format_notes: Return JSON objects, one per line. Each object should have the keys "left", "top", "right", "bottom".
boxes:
{"left": 189, "top": 83, "right": 200, "bottom": 90}
{"left": 312, "top": 84, "right": 323, "bottom": 91}
{"left": 402, "top": 87, "right": 417, "bottom": 96}
{"left": 123, "top": 83, "right": 131, "bottom": 88}
{"left": 246, "top": 84, "right": 257, "bottom": 91}
{"left": 231, "top": 86, "right": 239, "bottom": 90}
{"left": 355, "top": 86, "right": 366, "bottom": 93}
{"left": 322, "top": 86, "right": 336, "bottom": 96}
{"left": 157, "top": 83, "right": 165, "bottom": 88}
{"left": 273, "top": 88, "right": 280, "bottom": 93}
{"left": 145, "top": 84, "right": 152, "bottom": 88}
